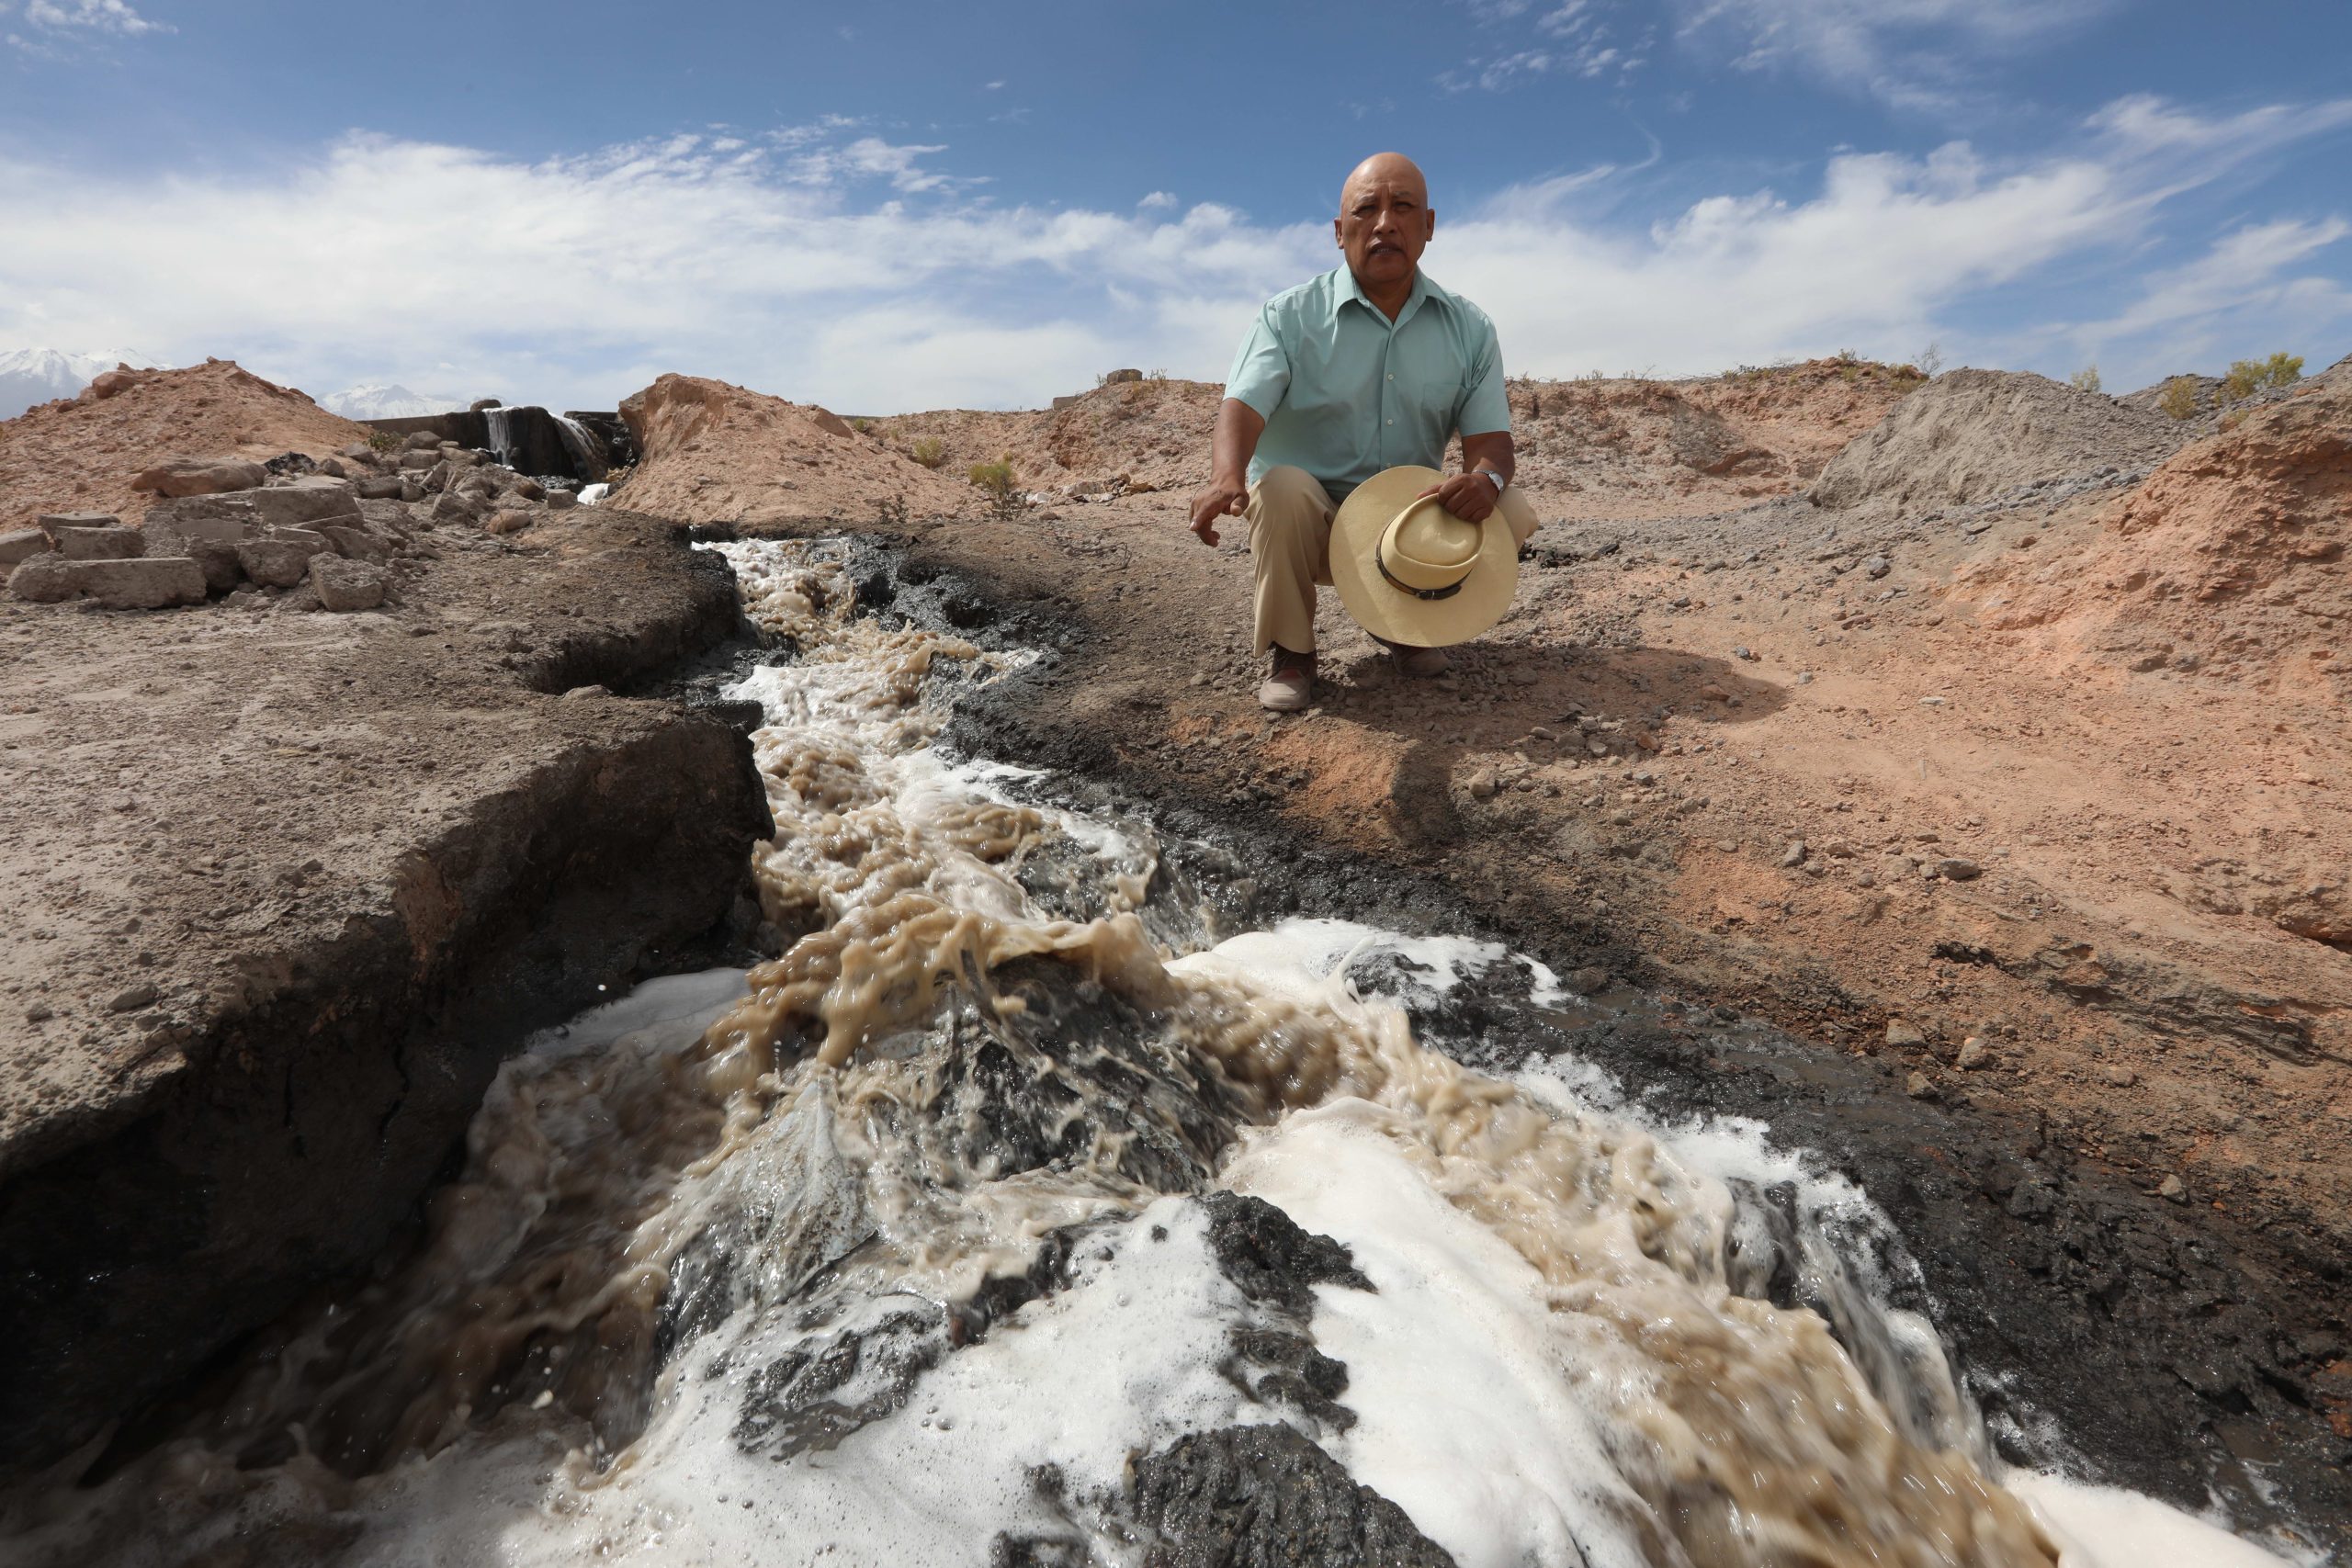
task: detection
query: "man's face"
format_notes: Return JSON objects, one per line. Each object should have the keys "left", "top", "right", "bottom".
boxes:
{"left": 1335, "top": 165, "right": 1433, "bottom": 290}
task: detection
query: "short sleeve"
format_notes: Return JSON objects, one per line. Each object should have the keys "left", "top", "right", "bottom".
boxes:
{"left": 1223, "top": 306, "right": 1292, "bottom": 418}
{"left": 1456, "top": 319, "right": 1510, "bottom": 436}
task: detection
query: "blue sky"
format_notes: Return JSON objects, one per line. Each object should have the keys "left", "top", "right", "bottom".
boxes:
{"left": 3, "top": 0, "right": 2348, "bottom": 412}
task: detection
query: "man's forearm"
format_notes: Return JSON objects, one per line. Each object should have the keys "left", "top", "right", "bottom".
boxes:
{"left": 1461, "top": 432, "right": 1515, "bottom": 489}
{"left": 1212, "top": 398, "right": 1268, "bottom": 486}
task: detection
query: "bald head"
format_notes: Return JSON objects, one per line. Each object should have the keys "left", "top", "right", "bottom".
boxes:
{"left": 1334, "top": 152, "right": 1435, "bottom": 310}
{"left": 1340, "top": 152, "right": 1428, "bottom": 211}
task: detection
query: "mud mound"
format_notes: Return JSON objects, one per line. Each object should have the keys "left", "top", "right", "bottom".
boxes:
{"left": 873, "top": 359, "right": 1908, "bottom": 521}
{"left": 614, "top": 374, "right": 973, "bottom": 525}
{"left": 0, "top": 359, "right": 368, "bottom": 535}
{"left": 1812, "top": 368, "right": 2181, "bottom": 514}
{"left": 872, "top": 378, "right": 1223, "bottom": 498}
{"left": 1972, "top": 375, "right": 2349, "bottom": 694}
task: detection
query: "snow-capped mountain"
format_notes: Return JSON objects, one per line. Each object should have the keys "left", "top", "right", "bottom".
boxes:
{"left": 322, "top": 383, "right": 463, "bottom": 419}
{"left": 0, "top": 347, "right": 168, "bottom": 419}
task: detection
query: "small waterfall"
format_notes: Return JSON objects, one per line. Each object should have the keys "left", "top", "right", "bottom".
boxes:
{"left": 550, "top": 412, "right": 608, "bottom": 480}
{"left": 482, "top": 405, "right": 520, "bottom": 468}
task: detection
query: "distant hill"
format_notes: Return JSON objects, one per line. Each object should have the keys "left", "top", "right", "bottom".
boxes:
{"left": 0, "top": 347, "right": 169, "bottom": 420}
{"left": 322, "top": 383, "right": 464, "bottom": 420}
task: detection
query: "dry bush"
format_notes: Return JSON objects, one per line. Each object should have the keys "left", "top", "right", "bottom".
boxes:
{"left": 2222, "top": 352, "right": 2303, "bottom": 401}
{"left": 2070, "top": 366, "right": 2102, "bottom": 393}
{"left": 2158, "top": 378, "right": 2200, "bottom": 420}
{"left": 910, "top": 436, "right": 945, "bottom": 468}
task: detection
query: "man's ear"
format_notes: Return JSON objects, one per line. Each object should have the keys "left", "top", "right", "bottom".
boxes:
{"left": 1332, "top": 217, "right": 1344, "bottom": 249}
{"left": 1424, "top": 209, "right": 1437, "bottom": 242}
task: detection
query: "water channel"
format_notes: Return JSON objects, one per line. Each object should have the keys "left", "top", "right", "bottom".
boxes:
{"left": 0, "top": 540, "right": 2307, "bottom": 1566}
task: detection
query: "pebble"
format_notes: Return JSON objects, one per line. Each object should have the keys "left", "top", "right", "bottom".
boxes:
{"left": 2099, "top": 1064, "right": 2138, "bottom": 1088}
{"left": 1467, "top": 770, "right": 1499, "bottom": 799}
{"left": 1715, "top": 839, "right": 1740, "bottom": 853}
{"left": 1905, "top": 1071, "right": 1936, "bottom": 1099}
{"left": 24, "top": 1002, "right": 53, "bottom": 1023}
{"left": 1795, "top": 671, "right": 1814, "bottom": 684}
{"left": 1732, "top": 645, "right": 1754, "bottom": 660}
{"left": 1567, "top": 965, "right": 1611, "bottom": 995}
{"left": 1918, "top": 695, "right": 1947, "bottom": 706}
{"left": 1780, "top": 840, "right": 1807, "bottom": 868}
{"left": 107, "top": 984, "right": 158, "bottom": 1013}
{"left": 1956, "top": 1036, "right": 1989, "bottom": 1069}
{"left": 1864, "top": 556, "right": 1892, "bottom": 580}
{"left": 2158, "top": 1174, "right": 2187, "bottom": 1202}
{"left": 1189, "top": 672, "right": 1209, "bottom": 687}
{"left": 1885, "top": 1019, "right": 1927, "bottom": 1048}
{"left": 1938, "top": 857, "right": 1983, "bottom": 881}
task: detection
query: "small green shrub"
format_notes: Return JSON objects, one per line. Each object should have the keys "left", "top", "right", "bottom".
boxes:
{"left": 850, "top": 416, "right": 873, "bottom": 434}
{"left": 876, "top": 491, "right": 910, "bottom": 528}
{"left": 2222, "top": 352, "right": 2302, "bottom": 401}
{"left": 367, "top": 428, "right": 401, "bottom": 451}
{"left": 968, "top": 457, "right": 1014, "bottom": 495}
{"left": 2069, "top": 365, "right": 2102, "bottom": 394}
{"left": 910, "top": 436, "right": 945, "bottom": 468}
{"left": 2158, "top": 377, "right": 2200, "bottom": 420}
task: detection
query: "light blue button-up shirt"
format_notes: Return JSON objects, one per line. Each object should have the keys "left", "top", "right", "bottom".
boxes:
{"left": 1224, "top": 265, "right": 1510, "bottom": 501}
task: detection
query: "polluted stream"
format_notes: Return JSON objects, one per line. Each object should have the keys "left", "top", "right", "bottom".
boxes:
{"left": 0, "top": 539, "right": 2312, "bottom": 1566}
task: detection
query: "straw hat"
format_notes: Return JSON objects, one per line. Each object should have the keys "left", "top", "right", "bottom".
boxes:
{"left": 1329, "top": 465, "right": 1521, "bottom": 649}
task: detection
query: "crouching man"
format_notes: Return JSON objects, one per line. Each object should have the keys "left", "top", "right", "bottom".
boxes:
{"left": 1187, "top": 151, "right": 1538, "bottom": 712}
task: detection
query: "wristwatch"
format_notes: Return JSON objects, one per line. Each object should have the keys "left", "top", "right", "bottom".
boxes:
{"left": 1477, "top": 468, "right": 1504, "bottom": 492}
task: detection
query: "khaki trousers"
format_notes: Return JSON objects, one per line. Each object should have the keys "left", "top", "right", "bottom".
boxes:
{"left": 1246, "top": 465, "right": 1539, "bottom": 654}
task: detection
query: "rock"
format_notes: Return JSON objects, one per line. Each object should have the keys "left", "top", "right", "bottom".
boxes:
{"left": 317, "top": 457, "right": 346, "bottom": 479}
{"left": 1714, "top": 838, "right": 1740, "bottom": 853}
{"left": 309, "top": 554, "right": 388, "bottom": 612}
{"left": 1701, "top": 683, "right": 1730, "bottom": 702}
{"left": 400, "top": 479, "right": 424, "bottom": 503}
{"left": 1733, "top": 645, "right": 1756, "bottom": 660}
{"left": 8, "top": 555, "right": 84, "bottom": 603}
{"left": 1938, "top": 857, "right": 1983, "bottom": 881}
{"left": 546, "top": 489, "right": 579, "bottom": 511}
{"left": 1905, "top": 1070, "right": 1936, "bottom": 1099}
{"left": 1466, "top": 769, "right": 1499, "bottom": 800}
{"left": 1956, "top": 1036, "right": 1990, "bottom": 1069}
{"left": 1128, "top": 1425, "right": 1451, "bottom": 1568}
{"left": 78, "top": 557, "right": 208, "bottom": 610}
{"left": 444, "top": 448, "right": 483, "bottom": 469}
{"left": 402, "top": 430, "right": 444, "bottom": 452}
{"left": 129, "top": 457, "right": 267, "bottom": 498}
{"left": 1102, "top": 367, "right": 1144, "bottom": 384}
{"left": 356, "top": 476, "right": 405, "bottom": 501}
{"left": 398, "top": 449, "right": 440, "bottom": 471}
{"left": 430, "top": 491, "right": 482, "bottom": 525}
{"left": 484, "top": 510, "right": 533, "bottom": 536}
{"left": 37, "top": 510, "right": 122, "bottom": 532}
{"left": 469, "top": 397, "right": 502, "bottom": 412}
{"left": 0, "top": 529, "right": 51, "bottom": 567}
{"left": 247, "top": 477, "right": 361, "bottom": 529}
{"left": 48, "top": 524, "right": 144, "bottom": 561}
{"left": 341, "top": 442, "right": 378, "bottom": 462}
{"left": 2158, "top": 1174, "right": 2187, "bottom": 1202}
{"left": 423, "top": 460, "right": 454, "bottom": 491}
{"left": 315, "top": 524, "right": 389, "bottom": 562}
{"left": 107, "top": 983, "right": 158, "bottom": 1012}
{"left": 2099, "top": 1064, "right": 2138, "bottom": 1088}
{"left": 235, "top": 536, "right": 327, "bottom": 589}
{"left": 1795, "top": 671, "right": 1815, "bottom": 684}
{"left": 560, "top": 683, "right": 611, "bottom": 700}
{"left": 1863, "top": 555, "right": 1892, "bottom": 579}
{"left": 1780, "top": 840, "right": 1807, "bottom": 868}
{"left": 505, "top": 477, "right": 546, "bottom": 502}
{"left": 1567, "top": 965, "right": 1611, "bottom": 995}
{"left": 1885, "top": 1019, "right": 1928, "bottom": 1048}
{"left": 88, "top": 368, "right": 140, "bottom": 400}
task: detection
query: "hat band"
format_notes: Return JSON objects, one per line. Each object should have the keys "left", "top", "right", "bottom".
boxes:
{"left": 1376, "top": 541, "right": 1466, "bottom": 601}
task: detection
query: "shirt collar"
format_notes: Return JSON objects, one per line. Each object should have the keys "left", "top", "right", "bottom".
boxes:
{"left": 1336, "top": 264, "right": 1435, "bottom": 328}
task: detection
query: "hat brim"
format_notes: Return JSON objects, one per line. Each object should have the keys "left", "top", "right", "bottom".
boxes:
{"left": 1329, "top": 465, "right": 1521, "bottom": 649}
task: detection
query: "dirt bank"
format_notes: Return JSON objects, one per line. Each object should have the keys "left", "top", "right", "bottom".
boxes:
{"left": 0, "top": 499, "right": 772, "bottom": 1470}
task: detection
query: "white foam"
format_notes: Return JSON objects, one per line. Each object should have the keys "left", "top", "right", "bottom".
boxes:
{"left": 2012, "top": 1472, "right": 2304, "bottom": 1567}
{"left": 526, "top": 967, "right": 751, "bottom": 1059}
{"left": 1224, "top": 1100, "right": 1661, "bottom": 1567}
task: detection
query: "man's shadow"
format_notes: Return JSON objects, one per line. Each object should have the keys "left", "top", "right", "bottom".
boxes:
{"left": 1317, "top": 635, "right": 1791, "bottom": 851}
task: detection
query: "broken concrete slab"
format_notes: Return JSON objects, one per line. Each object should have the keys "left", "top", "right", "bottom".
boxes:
{"left": 234, "top": 535, "right": 326, "bottom": 588}
{"left": 47, "top": 525, "right": 144, "bottom": 561}
{"left": 77, "top": 556, "right": 207, "bottom": 609}
{"left": 0, "top": 530, "right": 49, "bottom": 568}
{"left": 309, "top": 553, "right": 387, "bottom": 611}
{"left": 129, "top": 457, "right": 268, "bottom": 498}
{"left": 6, "top": 555, "right": 82, "bottom": 603}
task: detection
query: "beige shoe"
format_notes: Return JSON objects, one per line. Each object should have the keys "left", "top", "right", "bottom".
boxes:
{"left": 1380, "top": 638, "right": 1453, "bottom": 677}
{"left": 1258, "top": 647, "right": 1316, "bottom": 711}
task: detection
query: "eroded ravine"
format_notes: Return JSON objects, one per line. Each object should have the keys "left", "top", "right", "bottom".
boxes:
{"left": 0, "top": 541, "right": 2310, "bottom": 1567}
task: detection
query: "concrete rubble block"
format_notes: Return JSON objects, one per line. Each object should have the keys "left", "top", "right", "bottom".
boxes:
{"left": 309, "top": 553, "right": 388, "bottom": 612}
{"left": 399, "top": 479, "right": 425, "bottom": 502}
{"left": 356, "top": 476, "right": 405, "bottom": 501}
{"left": 48, "top": 525, "right": 146, "bottom": 561}
{"left": 398, "top": 449, "right": 440, "bottom": 471}
{"left": 0, "top": 528, "right": 51, "bottom": 567}
{"left": 315, "top": 524, "right": 390, "bottom": 563}
{"left": 444, "top": 449, "right": 483, "bottom": 469}
{"left": 37, "top": 511, "right": 123, "bottom": 531}
{"left": 423, "top": 460, "right": 454, "bottom": 491}
{"left": 546, "top": 490, "right": 578, "bottom": 511}
{"left": 247, "top": 476, "right": 361, "bottom": 529}
{"left": 401, "top": 430, "right": 443, "bottom": 452}
{"left": 484, "top": 510, "right": 532, "bottom": 536}
{"left": 183, "top": 538, "right": 245, "bottom": 592}
{"left": 340, "top": 442, "right": 378, "bottom": 462}
{"left": 234, "top": 534, "right": 328, "bottom": 589}
{"left": 129, "top": 457, "right": 269, "bottom": 498}
{"left": 430, "top": 491, "right": 482, "bottom": 525}
{"left": 7, "top": 555, "right": 85, "bottom": 603}
{"left": 78, "top": 557, "right": 208, "bottom": 610}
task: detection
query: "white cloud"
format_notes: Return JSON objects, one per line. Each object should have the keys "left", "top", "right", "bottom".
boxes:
{"left": 0, "top": 97, "right": 2340, "bottom": 415}
{"left": 1442, "top": 0, "right": 1645, "bottom": 90}
{"left": 1666, "top": 0, "right": 2114, "bottom": 112}
{"left": 20, "top": 0, "right": 164, "bottom": 33}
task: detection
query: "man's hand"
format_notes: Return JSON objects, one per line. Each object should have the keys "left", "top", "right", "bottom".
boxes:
{"left": 1416, "top": 468, "right": 1499, "bottom": 524}
{"left": 1189, "top": 476, "right": 1249, "bottom": 547}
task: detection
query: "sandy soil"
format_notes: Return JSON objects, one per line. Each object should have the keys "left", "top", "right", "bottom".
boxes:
{"left": 0, "top": 359, "right": 368, "bottom": 535}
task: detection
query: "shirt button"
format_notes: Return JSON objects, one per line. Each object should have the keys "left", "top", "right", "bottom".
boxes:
{"left": 1385, "top": 418, "right": 1394, "bottom": 425}
{"left": 1386, "top": 373, "right": 1394, "bottom": 380}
